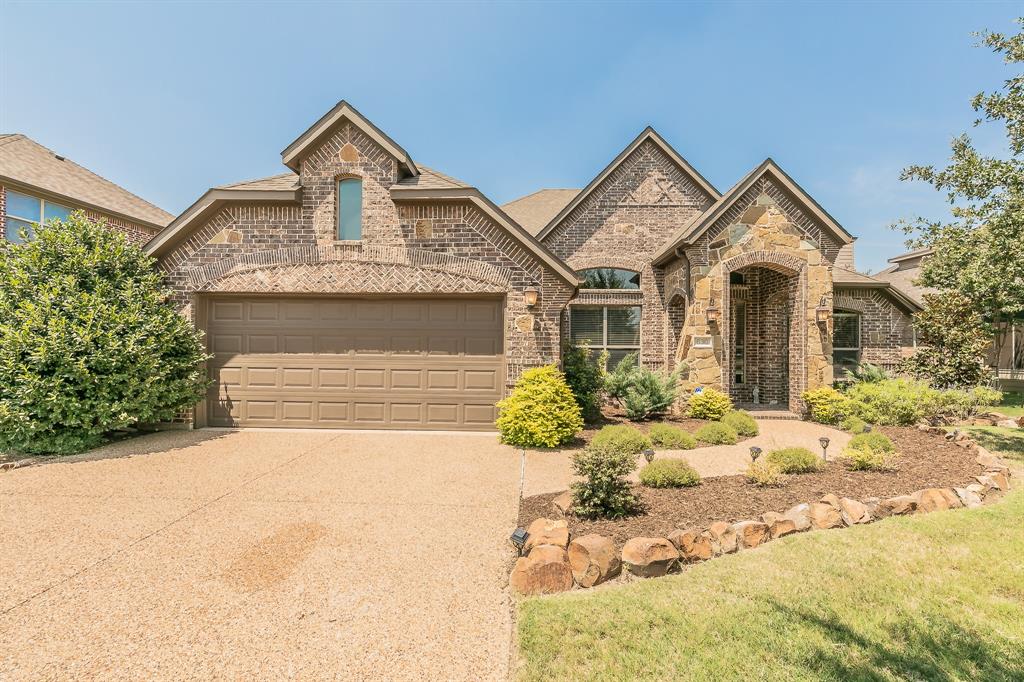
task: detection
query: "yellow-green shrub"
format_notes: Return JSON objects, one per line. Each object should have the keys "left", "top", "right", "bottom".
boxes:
{"left": 687, "top": 388, "right": 734, "bottom": 420}
{"left": 695, "top": 422, "right": 738, "bottom": 445}
{"left": 840, "top": 415, "right": 871, "bottom": 434}
{"left": 746, "top": 460, "right": 788, "bottom": 487}
{"left": 496, "top": 365, "right": 582, "bottom": 447}
{"left": 849, "top": 432, "right": 895, "bottom": 453}
{"left": 721, "top": 410, "right": 758, "bottom": 437}
{"left": 766, "top": 447, "right": 823, "bottom": 474}
{"left": 647, "top": 423, "right": 697, "bottom": 449}
{"left": 590, "top": 424, "right": 652, "bottom": 455}
{"left": 841, "top": 445, "right": 897, "bottom": 472}
{"left": 639, "top": 459, "right": 701, "bottom": 488}
{"left": 801, "top": 387, "right": 853, "bottom": 425}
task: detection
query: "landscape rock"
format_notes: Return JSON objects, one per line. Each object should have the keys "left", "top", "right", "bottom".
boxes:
{"left": 551, "top": 491, "right": 573, "bottom": 517}
{"left": 862, "top": 497, "right": 888, "bottom": 519}
{"left": 782, "top": 503, "right": 812, "bottom": 532}
{"left": 668, "top": 529, "right": 714, "bottom": 562}
{"left": 954, "top": 487, "right": 983, "bottom": 508}
{"left": 761, "top": 512, "right": 798, "bottom": 538}
{"left": 966, "top": 483, "right": 988, "bottom": 499}
{"left": 820, "top": 493, "right": 842, "bottom": 509}
{"left": 525, "top": 518, "right": 570, "bottom": 552}
{"left": 839, "top": 497, "right": 872, "bottom": 525}
{"left": 808, "top": 502, "right": 844, "bottom": 529}
{"left": 510, "top": 545, "right": 573, "bottom": 595}
{"left": 880, "top": 495, "right": 917, "bottom": 515}
{"left": 975, "top": 448, "right": 1000, "bottom": 468}
{"left": 706, "top": 521, "right": 738, "bottom": 554}
{"left": 997, "top": 418, "right": 1019, "bottom": 429}
{"left": 914, "top": 488, "right": 961, "bottom": 513}
{"left": 621, "top": 537, "right": 678, "bottom": 578}
{"left": 732, "top": 521, "right": 770, "bottom": 549}
{"left": 976, "top": 471, "right": 1009, "bottom": 492}
{"left": 1018, "top": 415, "right": 1024, "bottom": 428}
{"left": 567, "top": 534, "right": 619, "bottom": 587}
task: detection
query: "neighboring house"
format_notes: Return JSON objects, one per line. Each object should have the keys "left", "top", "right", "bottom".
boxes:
{"left": 0, "top": 133, "right": 172, "bottom": 245}
{"left": 878, "top": 247, "right": 1023, "bottom": 389}
{"left": 145, "top": 101, "right": 920, "bottom": 429}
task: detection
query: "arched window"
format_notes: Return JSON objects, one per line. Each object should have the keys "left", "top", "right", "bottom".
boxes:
{"left": 579, "top": 268, "right": 640, "bottom": 290}
{"left": 833, "top": 311, "right": 861, "bottom": 372}
{"left": 336, "top": 178, "right": 363, "bottom": 240}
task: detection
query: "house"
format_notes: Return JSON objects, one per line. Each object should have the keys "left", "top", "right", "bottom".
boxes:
{"left": 878, "top": 247, "right": 1023, "bottom": 389}
{"left": 145, "top": 101, "right": 920, "bottom": 430}
{"left": 0, "top": 134, "right": 172, "bottom": 244}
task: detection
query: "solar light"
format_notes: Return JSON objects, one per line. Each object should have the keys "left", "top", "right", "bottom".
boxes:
{"left": 523, "top": 288, "right": 539, "bottom": 308}
{"left": 510, "top": 527, "right": 529, "bottom": 555}
{"left": 749, "top": 446, "right": 762, "bottom": 461}
{"left": 864, "top": 425, "right": 872, "bottom": 433}
{"left": 643, "top": 448, "right": 655, "bottom": 463}
{"left": 819, "top": 436, "right": 831, "bottom": 461}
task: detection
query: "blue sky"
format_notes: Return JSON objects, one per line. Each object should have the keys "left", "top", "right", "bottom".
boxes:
{"left": 0, "top": 1, "right": 1017, "bottom": 272}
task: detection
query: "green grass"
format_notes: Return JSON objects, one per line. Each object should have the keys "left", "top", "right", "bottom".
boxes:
{"left": 987, "top": 391, "right": 1024, "bottom": 417}
{"left": 961, "top": 426, "right": 1024, "bottom": 463}
{"left": 517, "top": 490, "right": 1024, "bottom": 681}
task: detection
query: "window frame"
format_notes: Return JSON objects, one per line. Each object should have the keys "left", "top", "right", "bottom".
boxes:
{"left": 569, "top": 304, "right": 642, "bottom": 368}
{"left": 4, "top": 189, "right": 72, "bottom": 243}
{"left": 335, "top": 176, "right": 363, "bottom": 241}
{"left": 833, "top": 310, "right": 861, "bottom": 368}
{"left": 578, "top": 267, "right": 641, "bottom": 290}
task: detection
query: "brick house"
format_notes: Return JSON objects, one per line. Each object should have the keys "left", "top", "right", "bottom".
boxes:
{"left": 0, "top": 134, "right": 172, "bottom": 244}
{"left": 146, "top": 101, "right": 920, "bottom": 429}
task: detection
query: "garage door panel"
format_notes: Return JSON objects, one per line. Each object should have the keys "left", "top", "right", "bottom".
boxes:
{"left": 205, "top": 297, "right": 503, "bottom": 429}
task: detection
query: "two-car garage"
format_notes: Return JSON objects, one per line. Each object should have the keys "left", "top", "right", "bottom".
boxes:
{"left": 202, "top": 296, "right": 505, "bottom": 430}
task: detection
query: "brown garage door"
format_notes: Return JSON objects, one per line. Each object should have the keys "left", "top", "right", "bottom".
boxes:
{"left": 204, "top": 296, "right": 504, "bottom": 430}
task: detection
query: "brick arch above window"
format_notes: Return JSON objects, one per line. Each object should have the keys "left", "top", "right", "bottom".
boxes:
{"left": 720, "top": 249, "right": 807, "bottom": 276}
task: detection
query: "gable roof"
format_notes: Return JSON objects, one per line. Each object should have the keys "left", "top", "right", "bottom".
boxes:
{"left": 652, "top": 158, "right": 854, "bottom": 265}
{"left": 501, "top": 188, "right": 579, "bottom": 236}
{"left": 535, "top": 127, "right": 720, "bottom": 241}
{"left": 393, "top": 165, "right": 470, "bottom": 190}
{"left": 280, "top": 100, "right": 418, "bottom": 177}
{"left": 887, "top": 246, "right": 933, "bottom": 264}
{"left": 833, "top": 266, "right": 922, "bottom": 312}
{"left": 217, "top": 172, "right": 300, "bottom": 191}
{"left": 0, "top": 133, "right": 173, "bottom": 229}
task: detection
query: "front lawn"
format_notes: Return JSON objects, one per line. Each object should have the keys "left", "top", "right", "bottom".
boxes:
{"left": 517, "top": 489, "right": 1024, "bottom": 681}
{"left": 987, "top": 391, "right": 1024, "bottom": 417}
{"left": 961, "top": 425, "right": 1024, "bottom": 463}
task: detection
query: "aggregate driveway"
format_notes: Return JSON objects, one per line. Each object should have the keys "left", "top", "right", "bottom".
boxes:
{"left": 0, "top": 429, "right": 523, "bottom": 680}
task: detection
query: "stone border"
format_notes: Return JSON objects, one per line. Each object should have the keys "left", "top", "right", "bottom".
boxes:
{"left": 509, "top": 428, "right": 1014, "bottom": 595}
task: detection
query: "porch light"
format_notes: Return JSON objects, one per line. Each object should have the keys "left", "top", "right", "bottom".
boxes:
{"left": 819, "top": 436, "right": 831, "bottom": 461}
{"left": 510, "top": 527, "right": 529, "bottom": 555}
{"left": 816, "top": 296, "right": 831, "bottom": 323}
{"left": 523, "top": 287, "right": 539, "bottom": 308}
{"left": 706, "top": 305, "right": 721, "bottom": 324}
{"left": 643, "top": 448, "right": 655, "bottom": 463}
{"left": 749, "top": 446, "right": 762, "bottom": 461}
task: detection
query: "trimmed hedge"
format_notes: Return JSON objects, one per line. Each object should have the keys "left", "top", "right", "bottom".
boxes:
{"left": 648, "top": 423, "right": 697, "bottom": 449}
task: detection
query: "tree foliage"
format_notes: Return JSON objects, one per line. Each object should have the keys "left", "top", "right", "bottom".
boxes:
{"left": 0, "top": 214, "right": 209, "bottom": 454}
{"left": 894, "top": 19, "right": 1024, "bottom": 346}
{"left": 900, "top": 292, "right": 992, "bottom": 388}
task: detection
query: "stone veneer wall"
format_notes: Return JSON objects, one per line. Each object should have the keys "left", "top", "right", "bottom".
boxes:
{"left": 0, "top": 184, "right": 158, "bottom": 245}
{"left": 834, "top": 288, "right": 915, "bottom": 371}
{"left": 674, "top": 183, "right": 837, "bottom": 412}
{"left": 156, "top": 121, "right": 574, "bottom": 429}
{"left": 542, "top": 140, "right": 715, "bottom": 371}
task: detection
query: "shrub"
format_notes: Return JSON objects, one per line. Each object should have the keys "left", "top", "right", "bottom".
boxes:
{"left": 0, "top": 214, "right": 209, "bottom": 455}
{"left": 570, "top": 441, "right": 638, "bottom": 518}
{"left": 604, "top": 352, "right": 640, "bottom": 403}
{"left": 765, "top": 447, "right": 822, "bottom": 474}
{"left": 590, "top": 424, "right": 651, "bottom": 455}
{"left": 622, "top": 365, "right": 685, "bottom": 421}
{"left": 496, "top": 365, "right": 583, "bottom": 447}
{"left": 840, "top": 415, "right": 871, "bottom": 434}
{"left": 721, "top": 410, "right": 758, "bottom": 437}
{"left": 647, "top": 423, "right": 697, "bottom": 449}
{"left": 848, "top": 362, "right": 889, "bottom": 383}
{"left": 561, "top": 343, "right": 607, "bottom": 422}
{"left": 844, "top": 379, "right": 938, "bottom": 426}
{"left": 841, "top": 445, "right": 897, "bottom": 472}
{"left": 848, "top": 432, "right": 895, "bottom": 453}
{"left": 695, "top": 422, "right": 739, "bottom": 445}
{"left": 802, "top": 387, "right": 853, "bottom": 425}
{"left": 639, "top": 459, "right": 701, "bottom": 488}
{"left": 687, "top": 388, "right": 734, "bottom": 420}
{"left": 900, "top": 292, "right": 992, "bottom": 389}
{"left": 938, "top": 385, "right": 1003, "bottom": 421}
{"left": 745, "top": 459, "right": 788, "bottom": 487}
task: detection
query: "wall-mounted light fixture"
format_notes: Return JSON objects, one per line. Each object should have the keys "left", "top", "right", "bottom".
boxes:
{"left": 706, "top": 305, "right": 721, "bottom": 325}
{"left": 524, "top": 287, "right": 539, "bottom": 308}
{"left": 815, "top": 296, "right": 831, "bottom": 324}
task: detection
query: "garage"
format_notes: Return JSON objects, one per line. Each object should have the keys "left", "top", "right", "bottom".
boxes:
{"left": 203, "top": 295, "right": 505, "bottom": 430}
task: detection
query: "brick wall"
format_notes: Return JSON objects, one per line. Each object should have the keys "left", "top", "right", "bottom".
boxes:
{"left": 834, "top": 288, "right": 915, "bottom": 371}
{"left": 542, "top": 139, "right": 715, "bottom": 370}
{"left": 0, "top": 184, "right": 157, "bottom": 245}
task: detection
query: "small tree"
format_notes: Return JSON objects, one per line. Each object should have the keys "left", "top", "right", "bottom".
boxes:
{"left": 0, "top": 214, "right": 209, "bottom": 454}
{"left": 900, "top": 292, "right": 991, "bottom": 388}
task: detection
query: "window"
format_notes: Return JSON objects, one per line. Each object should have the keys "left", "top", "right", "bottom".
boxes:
{"left": 4, "top": 190, "right": 72, "bottom": 243}
{"left": 733, "top": 302, "right": 746, "bottom": 384}
{"left": 579, "top": 268, "right": 640, "bottom": 290}
{"left": 570, "top": 305, "right": 641, "bottom": 368}
{"left": 833, "top": 311, "right": 861, "bottom": 370}
{"left": 336, "top": 178, "right": 362, "bottom": 240}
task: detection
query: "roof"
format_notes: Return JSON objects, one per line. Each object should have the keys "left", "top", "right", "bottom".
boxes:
{"left": 217, "top": 172, "right": 300, "bottom": 191}
{"left": 280, "top": 100, "right": 418, "bottom": 177}
{"left": 536, "top": 127, "right": 720, "bottom": 240}
{"left": 501, "top": 189, "right": 579, "bottom": 236}
{"left": 0, "top": 133, "right": 173, "bottom": 229}
{"left": 887, "top": 247, "right": 933, "bottom": 264}
{"left": 652, "top": 158, "right": 854, "bottom": 265}
{"left": 833, "top": 266, "right": 922, "bottom": 312}
{"left": 393, "top": 166, "right": 470, "bottom": 190}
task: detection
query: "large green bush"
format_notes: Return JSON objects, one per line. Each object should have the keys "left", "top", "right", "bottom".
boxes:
{"left": 801, "top": 387, "right": 853, "bottom": 425}
{"left": 496, "top": 365, "right": 583, "bottom": 447}
{"left": 721, "top": 410, "right": 758, "bottom": 437}
{"left": 570, "top": 441, "right": 638, "bottom": 518}
{"left": 647, "top": 423, "right": 696, "bottom": 449}
{"left": 0, "top": 214, "right": 208, "bottom": 455}
{"left": 590, "top": 424, "right": 651, "bottom": 455}
{"left": 686, "top": 388, "right": 734, "bottom": 420}
{"left": 603, "top": 352, "right": 683, "bottom": 420}
{"left": 639, "top": 458, "right": 701, "bottom": 488}
{"left": 561, "top": 342, "right": 606, "bottom": 422}
{"left": 765, "top": 447, "right": 823, "bottom": 474}
{"left": 844, "top": 379, "right": 937, "bottom": 426}
{"left": 695, "top": 422, "right": 738, "bottom": 445}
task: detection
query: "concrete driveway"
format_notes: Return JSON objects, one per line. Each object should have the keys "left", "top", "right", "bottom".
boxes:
{"left": 0, "top": 429, "right": 523, "bottom": 680}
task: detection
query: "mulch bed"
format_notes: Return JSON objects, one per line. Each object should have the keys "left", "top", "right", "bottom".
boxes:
{"left": 573, "top": 405, "right": 750, "bottom": 447}
{"left": 519, "top": 427, "right": 985, "bottom": 551}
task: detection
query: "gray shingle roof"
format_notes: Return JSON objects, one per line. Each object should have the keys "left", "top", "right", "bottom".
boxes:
{"left": 501, "top": 188, "right": 579, "bottom": 236}
{"left": 216, "top": 172, "right": 300, "bottom": 191}
{"left": 0, "top": 133, "right": 173, "bottom": 228}
{"left": 393, "top": 166, "right": 470, "bottom": 190}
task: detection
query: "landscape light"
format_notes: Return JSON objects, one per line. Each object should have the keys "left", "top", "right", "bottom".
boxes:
{"left": 643, "top": 448, "right": 655, "bottom": 463}
{"left": 510, "top": 527, "right": 529, "bottom": 555}
{"left": 819, "top": 436, "right": 831, "bottom": 461}
{"left": 749, "top": 446, "right": 762, "bottom": 461}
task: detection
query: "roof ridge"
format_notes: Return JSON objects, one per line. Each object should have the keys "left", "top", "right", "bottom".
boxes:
{"left": 217, "top": 171, "right": 298, "bottom": 189}
{"left": 502, "top": 188, "right": 580, "bottom": 207}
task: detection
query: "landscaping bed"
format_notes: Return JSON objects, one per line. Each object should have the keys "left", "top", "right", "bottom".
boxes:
{"left": 574, "top": 405, "right": 751, "bottom": 447}
{"left": 519, "top": 426, "right": 985, "bottom": 550}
